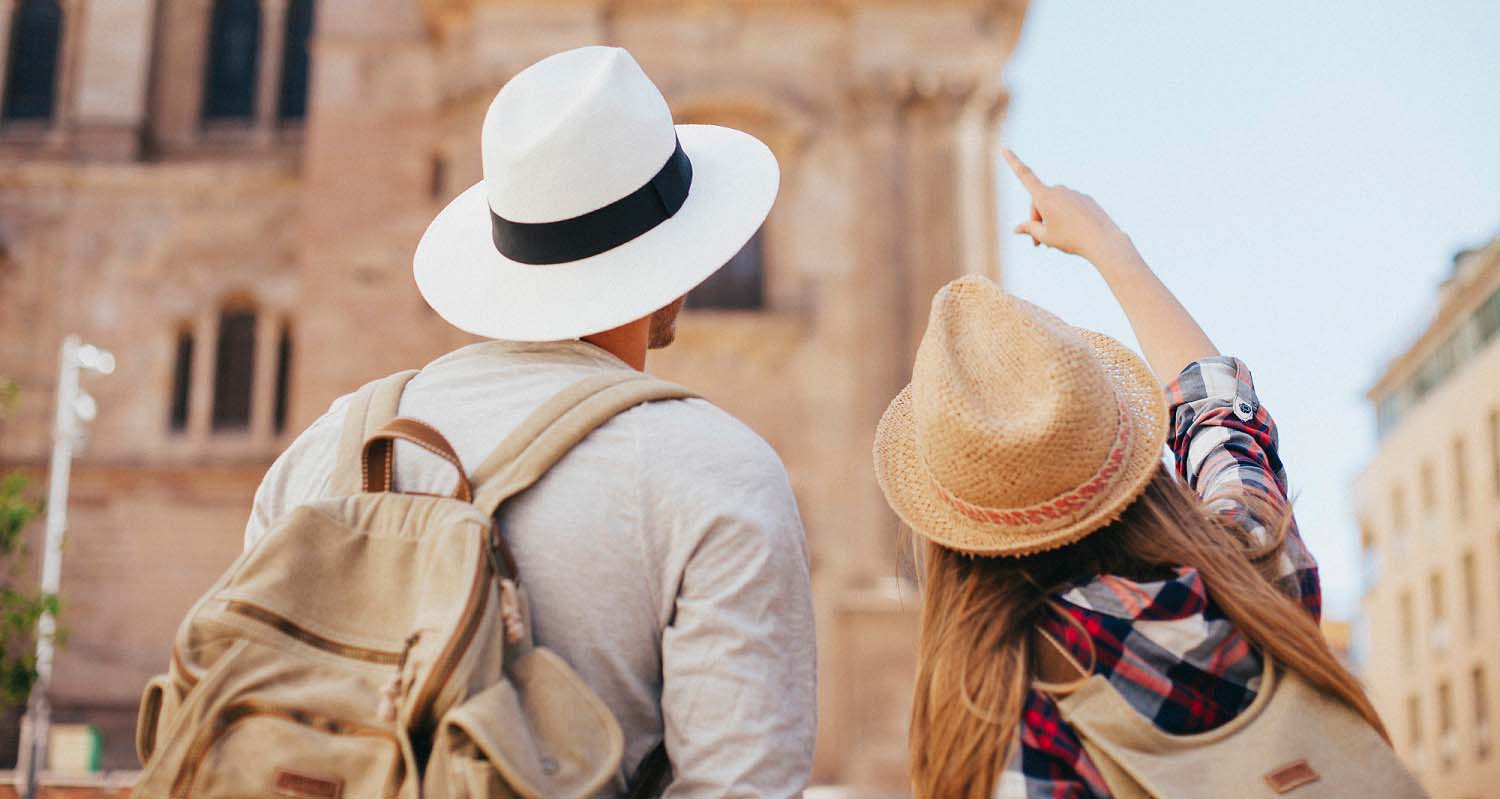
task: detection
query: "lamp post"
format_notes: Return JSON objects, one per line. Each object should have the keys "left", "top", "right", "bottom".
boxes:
{"left": 18, "top": 336, "right": 113, "bottom": 799}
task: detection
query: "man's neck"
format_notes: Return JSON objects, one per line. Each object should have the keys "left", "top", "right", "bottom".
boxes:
{"left": 582, "top": 317, "right": 649, "bottom": 371}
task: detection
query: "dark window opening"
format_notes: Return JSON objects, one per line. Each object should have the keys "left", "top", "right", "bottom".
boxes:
{"left": 276, "top": 0, "right": 314, "bottom": 122}
{"left": 429, "top": 153, "right": 448, "bottom": 200}
{"left": 169, "top": 329, "right": 194, "bottom": 433}
{"left": 1438, "top": 681, "right": 1454, "bottom": 770}
{"left": 1462, "top": 550, "right": 1478, "bottom": 637}
{"left": 211, "top": 309, "right": 256, "bottom": 430}
{"left": 272, "top": 323, "right": 292, "bottom": 434}
{"left": 202, "top": 0, "right": 261, "bottom": 121}
{"left": 688, "top": 228, "right": 764, "bottom": 310}
{"left": 2, "top": 0, "right": 63, "bottom": 121}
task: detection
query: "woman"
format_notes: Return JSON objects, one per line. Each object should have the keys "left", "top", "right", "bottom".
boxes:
{"left": 872, "top": 150, "right": 1396, "bottom": 799}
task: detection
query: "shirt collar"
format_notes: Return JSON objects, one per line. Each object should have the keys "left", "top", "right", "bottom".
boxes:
{"left": 423, "top": 338, "right": 636, "bottom": 372}
{"left": 1055, "top": 566, "right": 1209, "bottom": 621}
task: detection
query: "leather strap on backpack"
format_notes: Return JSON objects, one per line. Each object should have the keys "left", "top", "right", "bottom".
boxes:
{"left": 331, "top": 369, "right": 420, "bottom": 494}
{"left": 1032, "top": 628, "right": 1092, "bottom": 695}
{"left": 361, "top": 417, "right": 473, "bottom": 501}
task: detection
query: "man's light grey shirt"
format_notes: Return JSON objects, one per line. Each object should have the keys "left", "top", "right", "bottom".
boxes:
{"left": 244, "top": 339, "right": 817, "bottom": 798}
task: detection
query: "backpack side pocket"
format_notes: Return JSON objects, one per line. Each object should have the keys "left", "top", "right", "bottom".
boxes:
{"left": 137, "top": 673, "right": 183, "bottom": 766}
{"left": 429, "top": 648, "right": 623, "bottom": 799}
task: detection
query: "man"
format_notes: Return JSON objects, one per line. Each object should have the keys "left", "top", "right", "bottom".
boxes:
{"left": 243, "top": 46, "right": 816, "bottom": 798}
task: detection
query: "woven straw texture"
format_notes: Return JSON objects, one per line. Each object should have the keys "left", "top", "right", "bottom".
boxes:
{"left": 873, "top": 276, "right": 1167, "bottom": 557}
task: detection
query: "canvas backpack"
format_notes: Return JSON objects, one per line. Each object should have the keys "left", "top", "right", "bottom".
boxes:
{"left": 1031, "top": 630, "right": 1430, "bottom": 798}
{"left": 134, "top": 368, "right": 694, "bottom": 799}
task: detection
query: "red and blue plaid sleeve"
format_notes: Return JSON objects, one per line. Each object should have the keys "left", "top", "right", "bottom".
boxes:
{"left": 1164, "top": 356, "right": 1320, "bottom": 620}
{"left": 1001, "top": 357, "right": 1316, "bottom": 798}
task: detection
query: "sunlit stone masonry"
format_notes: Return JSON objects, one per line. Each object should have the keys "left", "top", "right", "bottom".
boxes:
{"left": 0, "top": 1, "right": 1027, "bottom": 789}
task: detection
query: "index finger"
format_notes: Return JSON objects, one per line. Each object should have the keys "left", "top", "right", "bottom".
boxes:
{"left": 1002, "top": 148, "right": 1045, "bottom": 195}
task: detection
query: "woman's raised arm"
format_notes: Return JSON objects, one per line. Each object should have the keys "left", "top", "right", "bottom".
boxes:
{"left": 1003, "top": 148, "right": 1217, "bottom": 384}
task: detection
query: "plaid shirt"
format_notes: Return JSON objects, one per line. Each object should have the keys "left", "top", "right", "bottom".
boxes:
{"left": 995, "top": 356, "right": 1320, "bottom": 799}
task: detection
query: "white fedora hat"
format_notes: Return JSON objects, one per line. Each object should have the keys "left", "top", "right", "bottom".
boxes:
{"left": 414, "top": 46, "right": 780, "bottom": 342}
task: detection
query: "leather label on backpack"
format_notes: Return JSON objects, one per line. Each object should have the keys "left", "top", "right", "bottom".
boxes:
{"left": 273, "top": 768, "right": 344, "bottom": 799}
{"left": 1263, "top": 759, "right": 1320, "bottom": 794}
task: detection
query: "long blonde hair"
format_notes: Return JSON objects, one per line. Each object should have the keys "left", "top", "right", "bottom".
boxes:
{"left": 908, "top": 466, "right": 1388, "bottom": 799}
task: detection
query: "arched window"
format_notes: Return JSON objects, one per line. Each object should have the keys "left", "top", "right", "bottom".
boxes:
{"left": 688, "top": 227, "right": 765, "bottom": 310}
{"left": 211, "top": 307, "right": 257, "bottom": 430}
{"left": 276, "top": 0, "right": 314, "bottom": 122}
{"left": 169, "top": 309, "right": 291, "bottom": 436}
{"left": 202, "top": 0, "right": 261, "bottom": 121}
{"left": 2, "top": 0, "right": 63, "bottom": 121}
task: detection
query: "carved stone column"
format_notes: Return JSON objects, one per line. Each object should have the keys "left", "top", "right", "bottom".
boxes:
{"left": 956, "top": 85, "right": 1009, "bottom": 281}
{"left": 901, "top": 73, "right": 977, "bottom": 361}
{"left": 152, "top": 0, "right": 214, "bottom": 150}
{"left": 70, "top": 0, "right": 157, "bottom": 159}
{"left": 809, "top": 73, "right": 913, "bottom": 787}
{"left": 249, "top": 308, "right": 281, "bottom": 440}
{"left": 253, "top": 0, "right": 288, "bottom": 143}
{"left": 187, "top": 309, "right": 221, "bottom": 446}
{"left": 824, "top": 67, "right": 1004, "bottom": 795}
{"left": 847, "top": 72, "right": 914, "bottom": 564}
{"left": 46, "top": 0, "right": 84, "bottom": 145}
{"left": 829, "top": 67, "right": 989, "bottom": 587}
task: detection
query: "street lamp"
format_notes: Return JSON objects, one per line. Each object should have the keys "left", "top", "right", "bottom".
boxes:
{"left": 18, "top": 336, "right": 113, "bottom": 798}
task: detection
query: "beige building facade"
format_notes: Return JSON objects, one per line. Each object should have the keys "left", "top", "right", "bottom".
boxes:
{"left": 0, "top": 0, "right": 1027, "bottom": 788}
{"left": 1355, "top": 237, "right": 1500, "bottom": 798}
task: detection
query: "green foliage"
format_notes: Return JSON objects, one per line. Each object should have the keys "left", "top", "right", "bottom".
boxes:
{"left": 0, "top": 380, "right": 54, "bottom": 709}
{"left": 0, "top": 588, "right": 51, "bottom": 707}
{"left": 0, "top": 379, "right": 16, "bottom": 419}
{"left": 0, "top": 473, "right": 40, "bottom": 555}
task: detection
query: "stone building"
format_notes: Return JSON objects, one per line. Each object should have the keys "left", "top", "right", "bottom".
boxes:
{"left": 0, "top": 0, "right": 1026, "bottom": 789}
{"left": 1354, "top": 236, "right": 1500, "bottom": 798}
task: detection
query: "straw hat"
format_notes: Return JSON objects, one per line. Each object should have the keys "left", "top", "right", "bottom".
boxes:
{"left": 414, "top": 46, "right": 779, "bottom": 342}
{"left": 873, "top": 276, "right": 1168, "bottom": 557}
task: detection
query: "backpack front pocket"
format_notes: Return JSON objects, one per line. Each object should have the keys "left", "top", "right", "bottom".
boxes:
{"left": 172, "top": 701, "right": 408, "bottom": 799}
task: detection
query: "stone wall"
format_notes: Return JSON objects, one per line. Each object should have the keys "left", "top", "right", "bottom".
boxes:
{"left": 0, "top": 0, "right": 1026, "bottom": 787}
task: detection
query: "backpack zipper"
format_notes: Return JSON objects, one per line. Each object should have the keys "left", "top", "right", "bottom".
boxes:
{"left": 204, "top": 541, "right": 491, "bottom": 765}
{"left": 406, "top": 541, "right": 491, "bottom": 757}
{"left": 225, "top": 599, "right": 404, "bottom": 665}
{"left": 170, "top": 700, "right": 404, "bottom": 798}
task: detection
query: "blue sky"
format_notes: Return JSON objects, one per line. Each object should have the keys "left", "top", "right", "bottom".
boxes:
{"left": 997, "top": 1, "right": 1500, "bottom": 617}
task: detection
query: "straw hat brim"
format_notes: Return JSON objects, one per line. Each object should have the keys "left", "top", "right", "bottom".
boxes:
{"left": 873, "top": 327, "right": 1169, "bottom": 557}
{"left": 414, "top": 124, "right": 779, "bottom": 342}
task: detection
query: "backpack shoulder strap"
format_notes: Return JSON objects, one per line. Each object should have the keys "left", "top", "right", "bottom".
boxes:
{"left": 330, "top": 369, "right": 421, "bottom": 495}
{"left": 1032, "top": 628, "right": 1091, "bottom": 692}
{"left": 625, "top": 741, "right": 671, "bottom": 799}
{"left": 470, "top": 370, "right": 699, "bottom": 519}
